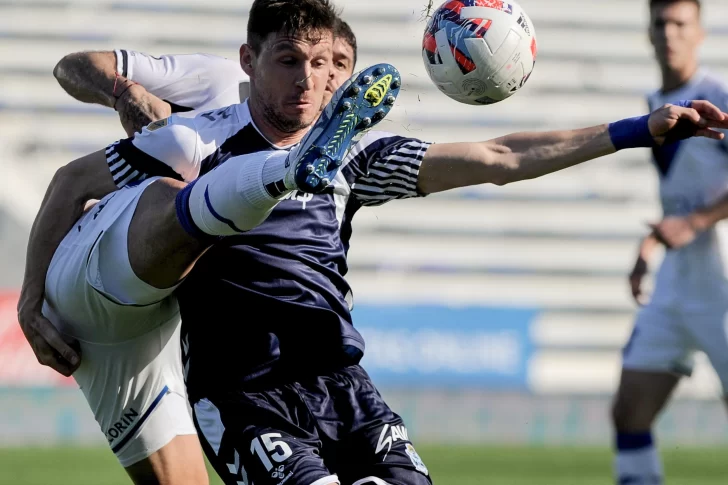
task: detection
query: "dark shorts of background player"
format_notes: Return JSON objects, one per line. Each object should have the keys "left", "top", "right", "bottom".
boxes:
{"left": 193, "top": 365, "right": 432, "bottom": 485}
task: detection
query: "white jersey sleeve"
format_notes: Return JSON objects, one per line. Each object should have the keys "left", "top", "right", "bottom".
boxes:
{"left": 347, "top": 131, "right": 431, "bottom": 206}
{"left": 115, "top": 49, "right": 249, "bottom": 112}
{"left": 105, "top": 104, "right": 244, "bottom": 187}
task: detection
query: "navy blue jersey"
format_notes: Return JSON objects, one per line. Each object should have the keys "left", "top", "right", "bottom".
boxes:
{"left": 106, "top": 101, "right": 430, "bottom": 399}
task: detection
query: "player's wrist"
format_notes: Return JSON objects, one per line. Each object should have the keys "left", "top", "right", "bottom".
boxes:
{"left": 113, "top": 79, "right": 141, "bottom": 111}
{"left": 608, "top": 115, "right": 653, "bottom": 150}
{"left": 687, "top": 211, "right": 711, "bottom": 232}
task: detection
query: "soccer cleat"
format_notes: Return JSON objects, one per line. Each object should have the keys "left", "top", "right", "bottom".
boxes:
{"left": 285, "top": 63, "right": 402, "bottom": 193}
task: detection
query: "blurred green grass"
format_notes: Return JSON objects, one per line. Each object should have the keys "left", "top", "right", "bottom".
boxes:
{"left": 1, "top": 445, "right": 726, "bottom": 484}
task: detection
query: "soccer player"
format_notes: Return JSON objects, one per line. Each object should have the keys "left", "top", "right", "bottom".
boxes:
{"left": 612, "top": 1, "right": 728, "bottom": 484}
{"left": 52, "top": 19, "right": 357, "bottom": 136}
{"left": 21, "top": 0, "right": 728, "bottom": 484}
{"left": 18, "top": 1, "right": 398, "bottom": 483}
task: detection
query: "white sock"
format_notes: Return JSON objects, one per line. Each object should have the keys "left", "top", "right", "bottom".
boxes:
{"left": 614, "top": 432, "right": 663, "bottom": 485}
{"left": 175, "top": 151, "right": 292, "bottom": 237}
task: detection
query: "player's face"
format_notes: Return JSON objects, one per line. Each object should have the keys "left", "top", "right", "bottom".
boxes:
{"left": 243, "top": 30, "right": 333, "bottom": 133}
{"left": 649, "top": 1, "right": 703, "bottom": 74}
{"left": 323, "top": 39, "right": 356, "bottom": 107}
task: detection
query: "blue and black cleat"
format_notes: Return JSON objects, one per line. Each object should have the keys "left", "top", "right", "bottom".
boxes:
{"left": 289, "top": 63, "right": 402, "bottom": 193}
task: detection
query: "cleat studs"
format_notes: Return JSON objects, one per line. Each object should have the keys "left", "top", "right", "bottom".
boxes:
{"left": 321, "top": 178, "right": 331, "bottom": 187}
{"left": 384, "top": 95, "right": 396, "bottom": 105}
{"left": 391, "top": 79, "right": 401, "bottom": 89}
{"left": 341, "top": 101, "right": 352, "bottom": 112}
{"left": 361, "top": 75, "right": 372, "bottom": 85}
{"left": 374, "top": 67, "right": 385, "bottom": 76}
{"left": 334, "top": 159, "right": 343, "bottom": 167}
{"left": 360, "top": 117, "right": 372, "bottom": 128}
{"left": 373, "top": 110, "right": 386, "bottom": 121}
{"left": 306, "top": 164, "right": 316, "bottom": 174}
{"left": 349, "top": 85, "right": 361, "bottom": 96}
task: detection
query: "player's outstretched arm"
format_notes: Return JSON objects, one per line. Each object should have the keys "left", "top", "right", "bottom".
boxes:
{"left": 417, "top": 101, "right": 728, "bottom": 194}
{"left": 17, "top": 151, "right": 117, "bottom": 376}
{"left": 54, "top": 51, "right": 171, "bottom": 137}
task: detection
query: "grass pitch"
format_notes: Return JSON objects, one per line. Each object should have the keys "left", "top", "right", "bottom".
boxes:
{"left": 0, "top": 445, "right": 726, "bottom": 484}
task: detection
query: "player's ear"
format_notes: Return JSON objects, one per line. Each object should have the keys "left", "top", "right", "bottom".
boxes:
{"left": 240, "top": 44, "right": 255, "bottom": 77}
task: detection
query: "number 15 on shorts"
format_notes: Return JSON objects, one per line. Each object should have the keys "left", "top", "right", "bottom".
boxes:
{"left": 251, "top": 433, "right": 293, "bottom": 471}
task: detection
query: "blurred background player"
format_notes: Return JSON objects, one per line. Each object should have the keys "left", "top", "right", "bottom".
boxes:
{"left": 51, "top": 19, "right": 357, "bottom": 137}
{"left": 612, "top": 1, "right": 728, "bottom": 484}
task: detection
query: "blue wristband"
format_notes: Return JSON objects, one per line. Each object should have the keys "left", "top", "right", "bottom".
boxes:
{"left": 608, "top": 115, "right": 653, "bottom": 150}
{"left": 608, "top": 100, "right": 694, "bottom": 151}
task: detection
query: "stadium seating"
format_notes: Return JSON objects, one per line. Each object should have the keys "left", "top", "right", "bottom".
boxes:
{"left": 1, "top": 0, "right": 727, "bottom": 401}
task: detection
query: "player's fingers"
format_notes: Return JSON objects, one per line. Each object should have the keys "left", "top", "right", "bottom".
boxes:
{"left": 689, "top": 100, "right": 726, "bottom": 120}
{"left": 30, "top": 337, "right": 77, "bottom": 377}
{"left": 701, "top": 118, "right": 728, "bottom": 129}
{"left": 694, "top": 128, "right": 725, "bottom": 140}
{"left": 674, "top": 107, "right": 702, "bottom": 125}
{"left": 42, "top": 351, "right": 76, "bottom": 377}
{"left": 29, "top": 316, "right": 81, "bottom": 368}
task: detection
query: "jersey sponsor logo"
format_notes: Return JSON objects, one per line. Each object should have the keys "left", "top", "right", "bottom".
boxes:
{"left": 146, "top": 118, "right": 169, "bottom": 132}
{"left": 375, "top": 423, "right": 409, "bottom": 456}
{"left": 106, "top": 407, "right": 140, "bottom": 443}
{"left": 281, "top": 190, "right": 314, "bottom": 209}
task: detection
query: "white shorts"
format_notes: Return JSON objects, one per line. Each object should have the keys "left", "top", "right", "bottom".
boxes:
{"left": 622, "top": 301, "right": 728, "bottom": 393}
{"left": 43, "top": 177, "right": 196, "bottom": 467}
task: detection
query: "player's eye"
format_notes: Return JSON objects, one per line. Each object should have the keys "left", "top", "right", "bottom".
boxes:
{"left": 279, "top": 57, "right": 297, "bottom": 66}
{"left": 336, "top": 62, "right": 348, "bottom": 71}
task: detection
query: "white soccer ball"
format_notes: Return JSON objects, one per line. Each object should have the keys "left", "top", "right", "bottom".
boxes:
{"left": 422, "top": 0, "right": 538, "bottom": 105}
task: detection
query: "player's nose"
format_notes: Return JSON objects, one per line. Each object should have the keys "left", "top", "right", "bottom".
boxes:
{"left": 295, "top": 65, "right": 315, "bottom": 91}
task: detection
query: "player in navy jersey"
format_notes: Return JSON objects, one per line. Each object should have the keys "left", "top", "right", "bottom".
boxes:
{"left": 611, "top": 1, "right": 728, "bottom": 484}
{"left": 19, "top": 0, "right": 728, "bottom": 484}
{"left": 52, "top": 19, "right": 357, "bottom": 137}
{"left": 18, "top": 1, "right": 406, "bottom": 483}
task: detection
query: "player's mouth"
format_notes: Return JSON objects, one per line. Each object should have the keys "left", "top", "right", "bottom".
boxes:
{"left": 286, "top": 100, "right": 314, "bottom": 111}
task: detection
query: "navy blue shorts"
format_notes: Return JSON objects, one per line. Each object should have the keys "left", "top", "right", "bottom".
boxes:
{"left": 192, "top": 365, "right": 432, "bottom": 485}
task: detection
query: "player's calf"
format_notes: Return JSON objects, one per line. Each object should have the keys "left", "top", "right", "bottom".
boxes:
{"left": 611, "top": 370, "right": 679, "bottom": 485}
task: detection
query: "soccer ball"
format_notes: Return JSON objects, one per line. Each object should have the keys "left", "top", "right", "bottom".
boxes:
{"left": 422, "top": 0, "right": 538, "bottom": 105}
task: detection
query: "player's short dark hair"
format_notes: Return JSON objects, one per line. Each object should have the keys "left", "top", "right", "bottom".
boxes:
{"left": 335, "top": 19, "right": 358, "bottom": 66}
{"left": 649, "top": 0, "right": 701, "bottom": 11}
{"left": 247, "top": 0, "right": 340, "bottom": 54}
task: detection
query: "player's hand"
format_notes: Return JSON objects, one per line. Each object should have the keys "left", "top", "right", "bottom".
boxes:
{"left": 17, "top": 306, "right": 81, "bottom": 377}
{"left": 117, "top": 84, "right": 171, "bottom": 137}
{"left": 628, "top": 254, "right": 649, "bottom": 306}
{"left": 648, "top": 100, "right": 728, "bottom": 146}
{"left": 649, "top": 216, "right": 699, "bottom": 250}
